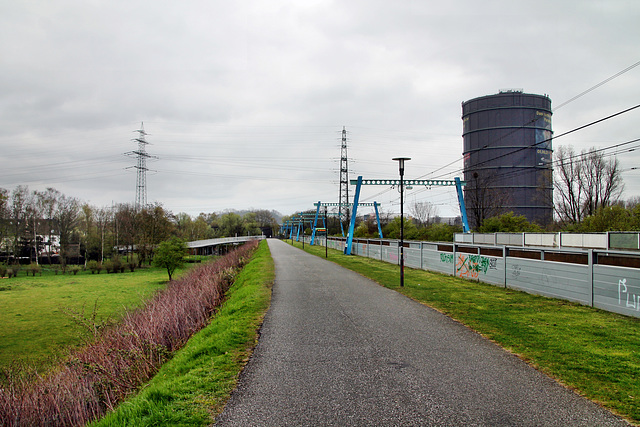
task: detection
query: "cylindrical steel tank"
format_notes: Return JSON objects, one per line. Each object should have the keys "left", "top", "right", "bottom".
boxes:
{"left": 462, "top": 91, "right": 553, "bottom": 228}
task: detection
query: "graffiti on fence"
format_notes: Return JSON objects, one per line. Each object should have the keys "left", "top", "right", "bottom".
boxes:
{"left": 456, "top": 254, "right": 497, "bottom": 279}
{"left": 511, "top": 264, "right": 521, "bottom": 279}
{"left": 618, "top": 278, "right": 640, "bottom": 312}
{"left": 440, "top": 253, "right": 454, "bottom": 264}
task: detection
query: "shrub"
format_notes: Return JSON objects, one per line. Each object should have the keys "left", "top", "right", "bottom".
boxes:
{"left": 111, "top": 256, "right": 123, "bottom": 273}
{"left": 127, "top": 254, "right": 139, "bottom": 272}
{"left": 9, "top": 264, "right": 21, "bottom": 278}
{"left": 478, "top": 212, "right": 543, "bottom": 233}
{"left": 87, "top": 260, "right": 99, "bottom": 274}
{"left": 69, "top": 265, "right": 81, "bottom": 276}
{"left": 6, "top": 268, "right": 15, "bottom": 278}
{"left": 51, "top": 265, "right": 61, "bottom": 275}
{"left": 103, "top": 260, "right": 114, "bottom": 274}
{"left": 0, "top": 264, "right": 6, "bottom": 278}
{"left": 26, "top": 263, "right": 42, "bottom": 277}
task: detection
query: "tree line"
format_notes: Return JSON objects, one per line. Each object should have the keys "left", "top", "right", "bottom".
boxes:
{"left": 0, "top": 185, "right": 279, "bottom": 266}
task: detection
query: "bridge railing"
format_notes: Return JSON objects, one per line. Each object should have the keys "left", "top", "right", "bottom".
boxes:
{"left": 187, "top": 235, "right": 265, "bottom": 249}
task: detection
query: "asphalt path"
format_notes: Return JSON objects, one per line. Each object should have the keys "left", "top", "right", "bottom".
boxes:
{"left": 215, "top": 239, "right": 627, "bottom": 426}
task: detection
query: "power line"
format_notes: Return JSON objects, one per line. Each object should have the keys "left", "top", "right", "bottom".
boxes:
{"left": 553, "top": 60, "right": 640, "bottom": 111}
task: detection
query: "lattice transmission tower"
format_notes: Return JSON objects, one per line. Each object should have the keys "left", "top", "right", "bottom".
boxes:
{"left": 126, "top": 122, "right": 156, "bottom": 211}
{"left": 338, "top": 126, "right": 350, "bottom": 228}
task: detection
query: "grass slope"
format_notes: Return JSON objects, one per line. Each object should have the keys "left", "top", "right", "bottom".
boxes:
{"left": 293, "top": 241, "right": 640, "bottom": 425}
{"left": 92, "top": 240, "right": 274, "bottom": 426}
{"left": 0, "top": 268, "right": 170, "bottom": 371}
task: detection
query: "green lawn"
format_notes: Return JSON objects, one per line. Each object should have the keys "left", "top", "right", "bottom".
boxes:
{"left": 292, "top": 241, "right": 640, "bottom": 425}
{"left": 0, "top": 267, "right": 174, "bottom": 371}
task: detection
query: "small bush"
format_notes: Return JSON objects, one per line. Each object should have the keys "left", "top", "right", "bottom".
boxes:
{"left": 69, "top": 265, "right": 81, "bottom": 275}
{"left": 51, "top": 265, "right": 61, "bottom": 275}
{"left": 112, "top": 256, "right": 123, "bottom": 273}
{"left": 103, "top": 260, "right": 114, "bottom": 274}
{"left": 27, "top": 263, "right": 42, "bottom": 277}
{"left": 6, "top": 268, "right": 15, "bottom": 278}
{"left": 127, "top": 254, "right": 139, "bottom": 272}
{"left": 87, "top": 260, "right": 99, "bottom": 274}
{"left": 0, "top": 264, "right": 6, "bottom": 278}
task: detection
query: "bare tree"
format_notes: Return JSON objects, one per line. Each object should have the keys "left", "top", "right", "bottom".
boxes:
{"left": 35, "top": 187, "right": 61, "bottom": 264}
{"left": 114, "top": 203, "right": 137, "bottom": 256}
{"left": 582, "top": 149, "right": 624, "bottom": 217}
{"left": 409, "top": 201, "right": 438, "bottom": 227}
{"left": 95, "top": 207, "right": 111, "bottom": 262}
{"left": 554, "top": 146, "right": 585, "bottom": 224}
{"left": 0, "top": 188, "right": 10, "bottom": 256}
{"left": 10, "top": 186, "right": 30, "bottom": 259}
{"left": 138, "top": 203, "right": 174, "bottom": 265}
{"left": 25, "top": 196, "right": 41, "bottom": 264}
{"left": 625, "top": 196, "right": 640, "bottom": 209}
{"left": 55, "top": 195, "right": 80, "bottom": 270}
{"left": 554, "top": 145, "right": 624, "bottom": 225}
{"left": 465, "top": 171, "right": 510, "bottom": 230}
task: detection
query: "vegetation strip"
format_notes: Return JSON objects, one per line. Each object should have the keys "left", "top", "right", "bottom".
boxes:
{"left": 291, "top": 241, "right": 640, "bottom": 425}
{"left": 91, "top": 239, "right": 273, "bottom": 426}
{"left": 0, "top": 241, "right": 260, "bottom": 426}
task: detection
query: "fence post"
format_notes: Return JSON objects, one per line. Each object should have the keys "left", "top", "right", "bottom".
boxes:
{"left": 589, "top": 249, "right": 595, "bottom": 307}
{"left": 503, "top": 246, "right": 508, "bottom": 288}
{"left": 452, "top": 243, "right": 457, "bottom": 277}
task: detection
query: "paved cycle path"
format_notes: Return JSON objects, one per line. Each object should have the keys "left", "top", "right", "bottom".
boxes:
{"left": 216, "top": 239, "right": 627, "bottom": 426}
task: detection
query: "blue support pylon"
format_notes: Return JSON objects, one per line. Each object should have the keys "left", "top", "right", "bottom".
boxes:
{"left": 455, "top": 177, "right": 470, "bottom": 233}
{"left": 374, "top": 201, "right": 383, "bottom": 238}
{"left": 345, "top": 176, "right": 363, "bottom": 255}
{"left": 310, "top": 201, "right": 321, "bottom": 245}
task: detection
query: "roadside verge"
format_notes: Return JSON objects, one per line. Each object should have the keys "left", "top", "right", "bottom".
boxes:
{"left": 92, "top": 240, "right": 274, "bottom": 426}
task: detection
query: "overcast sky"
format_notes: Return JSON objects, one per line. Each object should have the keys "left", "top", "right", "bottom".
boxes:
{"left": 1, "top": 0, "right": 639, "bottom": 219}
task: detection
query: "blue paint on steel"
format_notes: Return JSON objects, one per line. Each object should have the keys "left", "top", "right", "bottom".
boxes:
{"left": 374, "top": 201, "right": 383, "bottom": 238}
{"left": 455, "top": 177, "right": 470, "bottom": 233}
{"left": 311, "top": 201, "right": 321, "bottom": 245}
{"left": 345, "top": 176, "right": 363, "bottom": 255}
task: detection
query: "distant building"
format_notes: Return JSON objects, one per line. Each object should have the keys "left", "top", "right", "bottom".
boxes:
{"left": 462, "top": 90, "right": 553, "bottom": 228}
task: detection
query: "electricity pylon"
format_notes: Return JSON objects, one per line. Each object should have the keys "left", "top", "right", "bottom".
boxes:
{"left": 126, "top": 122, "right": 157, "bottom": 211}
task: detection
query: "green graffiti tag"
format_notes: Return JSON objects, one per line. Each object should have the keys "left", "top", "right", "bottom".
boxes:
{"left": 440, "top": 253, "right": 454, "bottom": 264}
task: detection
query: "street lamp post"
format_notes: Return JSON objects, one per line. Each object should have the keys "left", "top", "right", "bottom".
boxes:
{"left": 393, "top": 157, "right": 411, "bottom": 287}
{"left": 324, "top": 206, "right": 328, "bottom": 258}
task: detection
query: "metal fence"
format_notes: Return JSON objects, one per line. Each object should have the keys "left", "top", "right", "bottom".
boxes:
{"left": 309, "top": 236, "right": 640, "bottom": 319}
{"left": 455, "top": 231, "right": 640, "bottom": 251}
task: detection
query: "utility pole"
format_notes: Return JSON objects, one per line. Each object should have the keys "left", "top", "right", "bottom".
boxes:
{"left": 338, "top": 126, "right": 350, "bottom": 230}
{"left": 126, "top": 122, "right": 156, "bottom": 211}
{"left": 393, "top": 157, "right": 411, "bottom": 287}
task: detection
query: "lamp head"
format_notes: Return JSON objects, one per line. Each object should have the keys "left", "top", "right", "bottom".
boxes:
{"left": 392, "top": 157, "right": 411, "bottom": 175}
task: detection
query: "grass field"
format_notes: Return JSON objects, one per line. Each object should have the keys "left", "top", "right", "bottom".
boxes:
{"left": 0, "top": 267, "right": 175, "bottom": 371}
{"left": 291, "top": 241, "right": 640, "bottom": 425}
